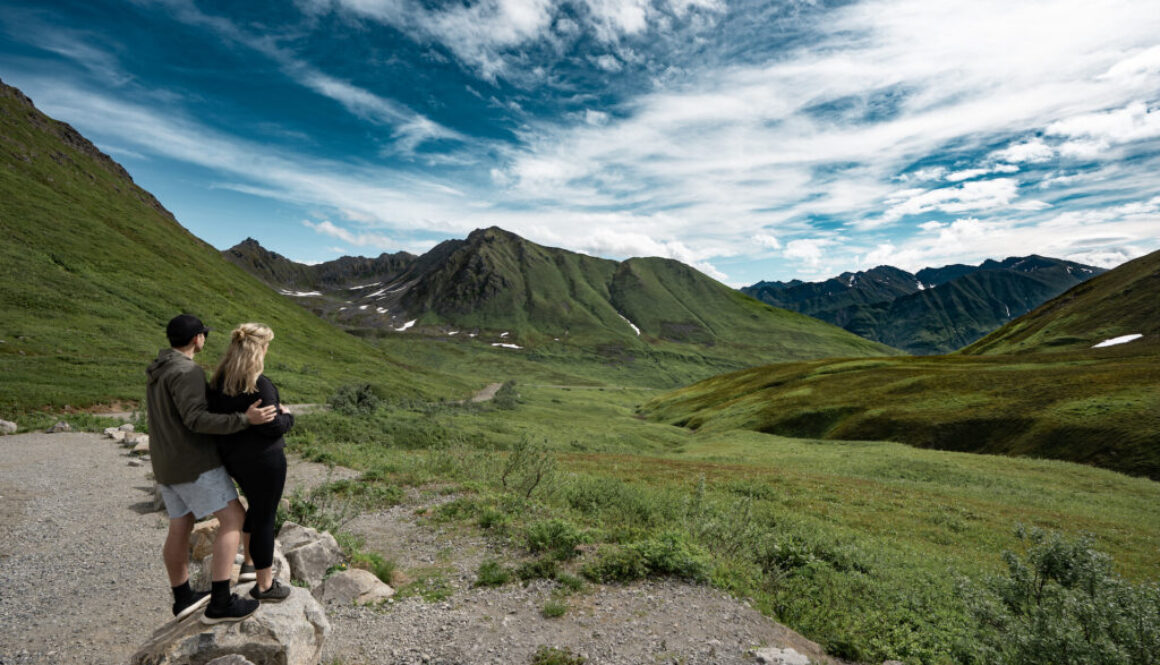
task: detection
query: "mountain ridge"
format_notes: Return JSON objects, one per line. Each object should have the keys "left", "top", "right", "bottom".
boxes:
{"left": 743, "top": 255, "right": 1104, "bottom": 354}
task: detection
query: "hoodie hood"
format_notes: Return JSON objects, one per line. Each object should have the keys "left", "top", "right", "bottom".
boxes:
{"left": 146, "top": 348, "right": 188, "bottom": 384}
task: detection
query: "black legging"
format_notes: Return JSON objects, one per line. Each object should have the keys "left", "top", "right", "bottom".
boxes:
{"left": 224, "top": 446, "right": 287, "bottom": 570}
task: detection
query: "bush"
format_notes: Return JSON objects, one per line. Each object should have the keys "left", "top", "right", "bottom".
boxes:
{"left": 475, "top": 560, "right": 514, "bottom": 587}
{"left": 350, "top": 551, "right": 397, "bottom": 585}
{"left": 517, "top": 558, "right": 559, "bottom": 581}
{"left": 492, "top": 380, "right": 520, "bottom": 410}
{"left": 531, "top": 646, "right": 586, "bottom": 665}
{"left": 957, "top": 526, "right": 1160, "bottom": 665}
{"left": 525, "top": 519, "right": 586, "bottom": 559}
{"left": 582, "top": 532, "right": 709, "bottom": 583}
{"left": 501, "top": 437, "right": 556, "bottom": 500}
{"left": 542, "top": 599, "right": 568, "bottom": 618}
{"left": 328, "top": 383, "right": 381, "bottom": 416}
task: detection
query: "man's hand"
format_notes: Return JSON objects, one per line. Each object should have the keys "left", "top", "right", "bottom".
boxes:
{"left": 245, "top": 400, "right": 277, "bottom": 425}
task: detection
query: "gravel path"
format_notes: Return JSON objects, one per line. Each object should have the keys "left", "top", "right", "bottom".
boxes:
{"left": 0, "top": 432, "right": 838, "bottom": 665}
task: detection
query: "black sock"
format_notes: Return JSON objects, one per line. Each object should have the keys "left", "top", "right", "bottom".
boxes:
{"left": 210, "top": 579, "right": 231, "bottom": 607}
{"left": 172, "top": 580, "right": 194, "bottom": 605}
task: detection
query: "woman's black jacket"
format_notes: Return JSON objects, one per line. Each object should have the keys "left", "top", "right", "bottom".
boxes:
{"left": 206, "top": 374, "right": 294, "bottom": 466}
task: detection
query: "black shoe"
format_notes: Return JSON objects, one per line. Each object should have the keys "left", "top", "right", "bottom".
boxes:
{"left": 173, "top": 590, "right": 211, "bottom": 621}
{"left": 238, "top": 563, "right": 257, "bottom": 582}
{"left": 200, "top": 593, "right": 260, "bottom": 624}
{"left": 250, "top": 579, "right": 291, "bottom": 603}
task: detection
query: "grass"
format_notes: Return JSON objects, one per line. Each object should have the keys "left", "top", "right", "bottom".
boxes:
{"left": 283, "top": 384, "right": 1160, "bottom": 664}
{"left": 642, "top": 350, "right": 1160, "bottom": 479}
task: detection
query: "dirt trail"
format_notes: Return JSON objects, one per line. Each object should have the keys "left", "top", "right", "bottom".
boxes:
{"left": 0, "top": 431, "right": 838, "bottom": 665}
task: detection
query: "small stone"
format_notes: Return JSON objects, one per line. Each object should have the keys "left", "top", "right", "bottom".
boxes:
{"left": 128, "top": 459, "right": 144, "bottom": 467}
{"left": 45, "top": 421, "right": 71, "bottom": 434}
{"left": 753, "top": 647, "right": 811, "bottom": 665}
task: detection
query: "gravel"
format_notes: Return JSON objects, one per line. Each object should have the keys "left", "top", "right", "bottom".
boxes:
{"left": 0, "top": 432, "right": 839, "bottom": 665}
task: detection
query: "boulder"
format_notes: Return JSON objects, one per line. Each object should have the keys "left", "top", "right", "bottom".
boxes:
{"left": 45, "top": 421, "right": 71, "bottom": 434}
{"left": 130, "top": 585, "right": 329, "bottom": 665}
{"left": 277, "top": 523, "right": 344, "bottom": 589}
{"left": 191, "top": 519, "right": 221, "bottom": 561}
{"left": 132, "top": 438, "right": 151, "bottom": 456}
{"left": 119, "top": 423, "right": 136, "bottom": 432}
{"left": 753, "top": 647, "right": 811, "bottom": 665}
{"left": 206, "top": 657, "right": 255, "bottom": 665}
{"left": 0, "top": 419, "right": 16, "bottom": 435}
{"left": 313, "top": 568, "right": 394, "bottom": 606}
{"left": 191, "top": 552, "right": 246, "bottom": 591}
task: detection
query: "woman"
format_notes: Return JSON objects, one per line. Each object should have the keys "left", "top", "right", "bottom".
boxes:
{"left": 208, "top": 322, "right": 293, "bottom": 602}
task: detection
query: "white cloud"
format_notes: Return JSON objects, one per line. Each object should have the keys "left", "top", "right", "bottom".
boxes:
{"left": 1047, "top": 101, "right": 1160, "bottom": 146}
{"left": 593, "top": 54, "right": 623, "bottom": 71}
{"left": 753, "top": 233, "right": 781, "bottom": 249}
{"left": 990, "top": 138, "right": 1056, "bottom": 164}
{"left": 303, "top": 220, "right": 399, "bottom": 250}
{"left": 783, "top": 238, "right": 836, "bottom": 267}
{"left": 585, "top": 109, "right": 610, "bottom": 125}
{"left": 883, "top": 179, "right": 1020, "bottom": 222}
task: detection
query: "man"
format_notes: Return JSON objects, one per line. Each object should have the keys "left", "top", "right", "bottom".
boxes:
{"left": 146, "top": 314, "right": 276, "bottom": 623}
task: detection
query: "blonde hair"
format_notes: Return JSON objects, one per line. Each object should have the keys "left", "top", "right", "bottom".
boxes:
{"left": 212, "top": 323, "right": 274, "bottom": 397}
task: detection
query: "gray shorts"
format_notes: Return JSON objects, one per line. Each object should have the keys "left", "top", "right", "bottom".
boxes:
{"left": 159, "top": 466, "right": 238, "bottom": 520}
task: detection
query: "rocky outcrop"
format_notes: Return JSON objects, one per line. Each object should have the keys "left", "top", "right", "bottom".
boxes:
{"left": 753, "top": 647, "right": 811, "bottom": 664}
{"left": 278, "top": 522, "right": 344, "bottom": 588}
{"left": 313, "top": 569, "right": 394, "bottom": 606}
{"left": 130, "top": 585, "right": 330, "bottom": 665}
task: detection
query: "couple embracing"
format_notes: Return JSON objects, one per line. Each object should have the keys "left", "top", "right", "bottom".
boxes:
{"left": 145, "top": 314, "right": 294, "bottom": 624}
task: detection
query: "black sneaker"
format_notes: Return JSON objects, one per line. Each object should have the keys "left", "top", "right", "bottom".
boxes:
{"left": 173, "top": 590, "right": 211, "bottom": 621}
{"left": 249, "top": 579, "right": 291, "bottom": 603}
{"left": 238, "top": 563, "right": 257, "bottom": 582}
{"left": 201, "top": 593, "right": 260, "bottom": 624}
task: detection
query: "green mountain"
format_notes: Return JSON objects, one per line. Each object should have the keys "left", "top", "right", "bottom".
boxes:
{"left": 645, "top": 253, "right": 1160, "bottom": 479}
{"left": 963, "top": 248, "right": 1160, "bottom": 355}
{"left": 227, "top": 228, "right": 899, "bottom": 374}
{"left": 0, "top": 79, "right": 462, "bottom": 411}
{"left": 744, "top": 257, "right": 1104, "bottom": 354}
{"left": 223, "top": 237, "right": 416, "bottom": 291}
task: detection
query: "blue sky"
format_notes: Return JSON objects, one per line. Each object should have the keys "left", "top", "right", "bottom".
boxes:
{"left": 2, "top": 0, "right": 1159, "bottom": 285}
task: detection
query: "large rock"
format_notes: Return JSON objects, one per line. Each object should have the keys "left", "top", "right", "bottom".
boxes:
{"left": 192, "top": 541, "right": 290, "bottom": 591}
{"left": 0, "top": 419, "right": 16, "bottom": 435}
{"left": 132, "top": 437, "right": 151, "bottom": 455}
{"left": 119, "top": 423, "right": 136, "bottom": 432}
{"left": 130, "top": 585, "right": 329, "bottom": 665}
{"left": 277, "top": 523, "right": 343, "bottom": 589}
{"left": 191, "top": 519, "right": 221, "bottom": 561}
{"left": 753, "top": 647, "right": 811, "bottom": 665}
{"left": 105, "top": 426, "right": 127, "bottom": 442}
{"left": 313, "top": 568, "right": 394, "bottom": 606}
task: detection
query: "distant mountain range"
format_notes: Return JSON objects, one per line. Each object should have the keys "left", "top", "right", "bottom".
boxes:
{"left": 743, "top": 256, "right": 1105, "bottom": 354}
{"left": 225, "top": 230, "right": 897, "bottom": 367}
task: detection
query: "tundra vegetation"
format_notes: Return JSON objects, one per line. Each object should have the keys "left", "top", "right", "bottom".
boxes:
{"left": 279, "top": 381, "right": 1159, "bottom": 664}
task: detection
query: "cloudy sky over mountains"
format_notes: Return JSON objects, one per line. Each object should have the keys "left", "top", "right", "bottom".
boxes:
{"left": 2, "top": 0, "right": 1158, "bottom": 284}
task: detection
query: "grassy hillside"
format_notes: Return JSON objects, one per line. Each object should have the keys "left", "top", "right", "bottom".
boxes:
{"left": 0, "top": 80, "right": 465, "bottom": 412}
{"left": 963, "top": 249, "right": 1160, "bottom": 355}
{"left": 642, "top": 347, "right": 1160, "bottom": 479}
{"left": 282, "top": 383, "right": 1160, "bottom": 664}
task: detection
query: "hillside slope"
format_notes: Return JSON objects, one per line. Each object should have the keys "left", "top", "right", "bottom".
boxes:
{"left": 744, "top": 256, "right": 1103, "bottom": 354}
{"left": 0, "top": 80, "right": 462, "bottom": 410}
{"left": 963, "top": 249, "right": 1160, "bottom": 355}
{"left": 229, "top": 229, "right": 899, "bottom": 376}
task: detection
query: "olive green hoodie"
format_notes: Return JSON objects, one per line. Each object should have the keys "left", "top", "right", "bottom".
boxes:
{"left": 145, "top": 348, "right": 248, "bottom": 485}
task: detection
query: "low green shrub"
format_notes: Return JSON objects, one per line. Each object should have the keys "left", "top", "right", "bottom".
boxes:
{"left": 582, "top": 532, "right": 709, "bottom": 583}
{"left": 525, "top": 519, "right": 586, "bottom": 559}
{"left": 328, "top": 383, "right": 381, "bottom": 416}
{"left": 957, "top": 526, "right": 1160, "bottom": 665}
{"left": 350, "top": 551, "right": 397, "bottom": 585}
{"left": 475, "top": 560, "right": 514, "bottom": 587}
{"left": 516, "top": 557, "right": 559, "bottom": 581}
{"left": 530, "top": 646, "right": 586, "bottom": 665}
{"left": 541, "top": 599, "right": 567, "bottom": 618}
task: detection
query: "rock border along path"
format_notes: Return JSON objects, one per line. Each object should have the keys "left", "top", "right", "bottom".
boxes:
{"left": 0, "top": 432, "right": 838, "bottom": 665}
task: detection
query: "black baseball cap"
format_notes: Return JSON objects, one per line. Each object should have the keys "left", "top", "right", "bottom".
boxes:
{"left": 166, "top": 314, "right": 211, "bottom": 347}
